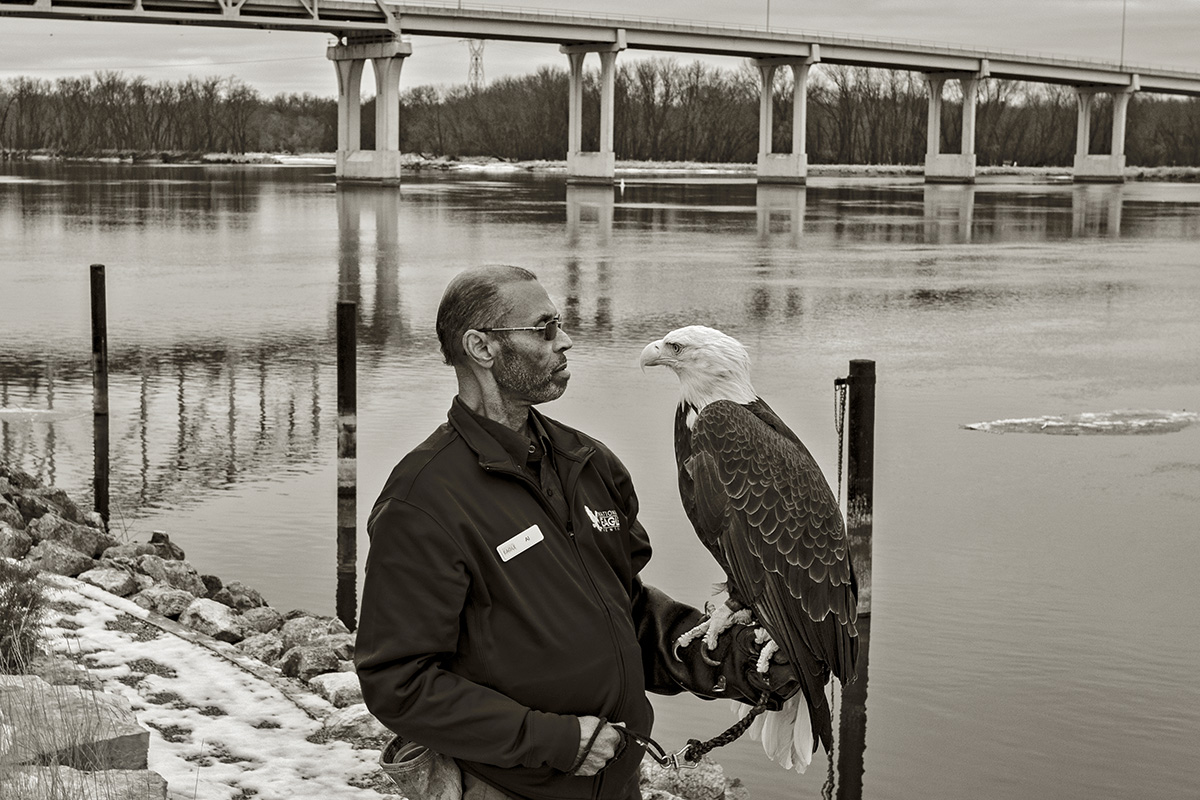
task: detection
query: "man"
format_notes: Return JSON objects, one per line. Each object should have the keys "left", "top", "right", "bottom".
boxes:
{"left": 356, "top": 266, "right": 793, "bottom": 800}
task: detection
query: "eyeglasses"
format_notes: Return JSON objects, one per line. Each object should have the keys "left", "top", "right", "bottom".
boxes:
{"left": 476, "top": 317, "right": 563, "bottom": 341}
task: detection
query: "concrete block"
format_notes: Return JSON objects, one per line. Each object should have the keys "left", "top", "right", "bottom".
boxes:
{"left": 1074, "top": 153, "right": 1126, "bottom": 182}
{"left": 338, "top": 150, "right": 404, "bottom": 184}
{"left": 757, "top": 152, "right": 808, "bottom": 184}
{"left": 0, "top": 675, "right": 149, "bottom": 770}
{"left": 0, "top": 766, "right": 167, "bottom": 800}
{"left": 567, "top": 151, "right": 616, "bottom": 184}
{"left": 924, "top": 153, "right": 976, "bottom": 183}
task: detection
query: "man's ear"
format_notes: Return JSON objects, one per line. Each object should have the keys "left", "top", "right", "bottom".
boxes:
{"left": 461, "top": 329, "right": 495, "bottom": 369}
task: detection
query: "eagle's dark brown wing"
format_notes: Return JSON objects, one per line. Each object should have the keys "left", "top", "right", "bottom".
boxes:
{"left": 679, "top": 398, "right": 859, "bottom": 752}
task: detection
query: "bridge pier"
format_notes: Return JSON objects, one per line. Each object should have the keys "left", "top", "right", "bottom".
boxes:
{"left": 1073, "top": 79, "right": 1138, "bottom": 183}
{"left": 755, "top": 50, "right": 819, "bottom": 185}
{"left": 561, "top": 34, "right": 626, "bottom": 184}
{"left": 327, "top": 35, "right": 412, "bottom": 185}
{"left": 924, "top": 66, "right": 986, "bottom": 184}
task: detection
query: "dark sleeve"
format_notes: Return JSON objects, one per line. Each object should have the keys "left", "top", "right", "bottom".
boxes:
{"left": 355, "top": 498, "right": 580, "bottom": 772}
{"left": 631, "top": 580, "right": 764, "bottom": 702}
{"left": 604, "top": 447, "right": 761, "bottom": 703}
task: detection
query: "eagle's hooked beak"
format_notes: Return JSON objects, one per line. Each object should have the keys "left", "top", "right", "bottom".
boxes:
{"left": 639, "top": 339, "right": 669, "bottom": 371}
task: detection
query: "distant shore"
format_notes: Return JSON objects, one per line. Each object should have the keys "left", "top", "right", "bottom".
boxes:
{"left": 5, "top": 150, "right": 1199, "bottom": 181}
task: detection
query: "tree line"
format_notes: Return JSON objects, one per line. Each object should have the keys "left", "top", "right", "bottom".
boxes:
{"left": 2, "top": 60, "right": 1197, "bottom": 166}
{"left": 0, "top": 74, "right": 337, "bottom": 155}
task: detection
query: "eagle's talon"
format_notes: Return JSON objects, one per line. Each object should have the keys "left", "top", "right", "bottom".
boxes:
{"left": 673, "top": 614, "right": 713, "bottom": 660}
{"left": 755, "top": 638, "right": 780, "bottom": 675}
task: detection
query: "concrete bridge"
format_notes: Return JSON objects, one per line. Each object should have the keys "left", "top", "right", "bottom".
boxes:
{"left": 5, "top": 0, "right": 1200, "bottom": 184}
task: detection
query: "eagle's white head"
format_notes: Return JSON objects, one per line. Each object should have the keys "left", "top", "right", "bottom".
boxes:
{"left": 639, "top": 325, "right": 757, "bottom": 413}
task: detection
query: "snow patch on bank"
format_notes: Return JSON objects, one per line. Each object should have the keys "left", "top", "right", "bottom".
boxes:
{"left": 42, "top": 580, "right": 380, "bottom": 800}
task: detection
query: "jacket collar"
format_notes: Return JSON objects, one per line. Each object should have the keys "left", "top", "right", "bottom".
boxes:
{"left": 448, "top": 396, "right": 590, "bottom": 472}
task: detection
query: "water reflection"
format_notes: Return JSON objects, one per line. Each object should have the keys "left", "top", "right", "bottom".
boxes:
{"left": 566, "top": 184, "right": 614, "bottom": 248}
{"left": 756, "top": 185, "right": 806, "bottom": 246}
{"left": 0, "top": 348, "right": 328, "bottom": 519}
{"left": 335, "top": 185, "right": 414, "bottom": 353}
{"left": 922, "top": 185, "right": 975, "bottom": 244}
{"left": 837, "top": 616, "right": 871, "bottom": 800}
{"left": 1071, "top": 185, "right": 1123, "bottom": 237}
{"left": 2, "top": 162, "right": 275, "bottom": 227}
{"left": 564, "top": 186, "right": 617, "bottom": 337}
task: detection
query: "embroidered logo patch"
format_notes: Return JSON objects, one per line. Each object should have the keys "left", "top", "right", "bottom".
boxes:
{"left": 584, "top": 505, "right": 621, "bottom": 533}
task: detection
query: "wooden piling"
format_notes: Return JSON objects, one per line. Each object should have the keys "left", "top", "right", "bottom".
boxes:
{"left": 90, "top": 264, "right": 110, "bottom": 525}
{"left": 837, "top": 614, "right": 871, "bottom": 800}
{"left": 845, "top": 359, "right": 875, "bottom": 616}
{"left": 336, "top": 301, "right": 357, "bottom": 631}
{"left": 837, "top": 358, "right": 875, "bottom": 800}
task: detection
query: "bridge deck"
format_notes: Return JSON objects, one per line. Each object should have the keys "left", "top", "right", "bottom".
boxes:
{"left": 3, "top": 0, "right": 1200, "bottom": 95}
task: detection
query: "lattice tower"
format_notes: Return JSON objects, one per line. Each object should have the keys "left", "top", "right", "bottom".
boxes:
{"left": 467, "top": 39, "right": 485, "bottom": 92}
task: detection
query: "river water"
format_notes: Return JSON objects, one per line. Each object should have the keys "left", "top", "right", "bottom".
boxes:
{"left": 2, "top": 162, "right": 1199, "bottom": 800}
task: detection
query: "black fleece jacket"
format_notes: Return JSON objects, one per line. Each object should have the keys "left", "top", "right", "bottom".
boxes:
{"left": 355, "top": 398, "right": 757, "bottom": 800}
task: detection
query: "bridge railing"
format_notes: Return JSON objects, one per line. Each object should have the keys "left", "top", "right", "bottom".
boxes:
{"left": 389, "top": 0, "right": 1200, "bottom": 79}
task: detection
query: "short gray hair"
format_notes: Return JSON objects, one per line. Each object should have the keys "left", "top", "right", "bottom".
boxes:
{"left": 436, "top": 265, "right": 538, "bottom": 367}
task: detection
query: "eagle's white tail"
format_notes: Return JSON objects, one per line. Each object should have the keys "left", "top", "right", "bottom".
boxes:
{"left": 731, "top": 681, "right": 836, "bottom": 773}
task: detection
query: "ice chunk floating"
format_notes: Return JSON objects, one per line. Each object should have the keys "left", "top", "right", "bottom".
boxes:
{"left": 964, "top": 410, "right": 1199, "bottom": 435}
{"left": 0, "top": 406, "right": 76, "bottom": 422}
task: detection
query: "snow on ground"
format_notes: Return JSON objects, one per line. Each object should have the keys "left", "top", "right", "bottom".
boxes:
{"left": 40, "top": 577, "right": 382, "bottom": 800}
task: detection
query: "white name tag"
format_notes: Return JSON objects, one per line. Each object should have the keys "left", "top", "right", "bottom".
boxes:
{"left": 496, "top": 525, "right": 544, "bottom": 562}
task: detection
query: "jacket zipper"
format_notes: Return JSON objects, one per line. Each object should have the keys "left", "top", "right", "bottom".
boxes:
{"left": 483, "top": 453, "right": 631, "bottom": 728}
{"left": 559, "top": 452, "right": 631, "bottom": 727}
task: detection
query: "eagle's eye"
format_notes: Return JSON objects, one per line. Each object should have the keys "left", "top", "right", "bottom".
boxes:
{"left": 669, "top": 342, "right": 683, "bottom": 355}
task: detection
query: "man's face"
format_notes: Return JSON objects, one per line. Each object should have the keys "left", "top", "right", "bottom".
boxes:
{"left": 490, "top": 280, "right": 573, "bottom": 405}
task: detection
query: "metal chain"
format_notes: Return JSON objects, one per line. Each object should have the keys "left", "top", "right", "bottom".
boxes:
{"left": 834, "top": 377, "right": 848, "bottom": 510}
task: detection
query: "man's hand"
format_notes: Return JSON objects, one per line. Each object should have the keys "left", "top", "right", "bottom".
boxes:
{"left": 572, "top": 716, "right": 625, "bottom": 776}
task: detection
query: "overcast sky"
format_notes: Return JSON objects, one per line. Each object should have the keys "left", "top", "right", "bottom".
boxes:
{"left": 2, "top": 0, "right": 1197, "bottom": 97}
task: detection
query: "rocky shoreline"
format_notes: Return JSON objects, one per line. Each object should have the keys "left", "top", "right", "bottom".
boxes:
{"left": 0, "top": 464, "right": 359, "bottom": 697}
{"left": 0, "top": 462, "right": 748, "bottom": 800}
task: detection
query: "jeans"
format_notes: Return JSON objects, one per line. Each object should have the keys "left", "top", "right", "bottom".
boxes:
{"left": 462, "top": 772, "right": 516, "bottom": 800}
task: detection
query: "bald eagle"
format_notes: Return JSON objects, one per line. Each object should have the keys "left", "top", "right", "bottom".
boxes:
{"left": 639, "top": 325, "right": 859, "bottom": 773}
